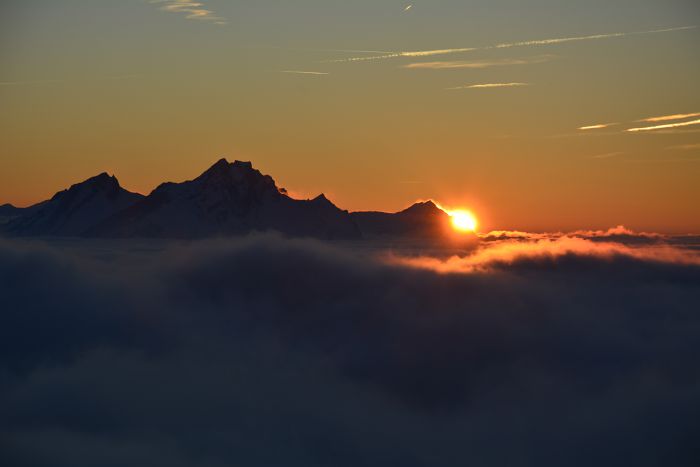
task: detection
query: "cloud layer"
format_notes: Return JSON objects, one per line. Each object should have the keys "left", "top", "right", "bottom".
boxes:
{"left": 1, "top": 234, "right": 699, "bottom": 466}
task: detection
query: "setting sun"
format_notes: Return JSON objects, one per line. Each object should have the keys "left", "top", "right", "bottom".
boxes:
{"left": 449, "top": 210, "right": 478, "bottom": 233}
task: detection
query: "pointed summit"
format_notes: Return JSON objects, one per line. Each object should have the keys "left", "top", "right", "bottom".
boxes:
{"left": 311, "top": 193, "right": 335, "bottom": 207}
{"left": 400, "top": 200, "right": 441, "bottom": 216}
{"left": 351, "top": 200, "right": 450, "bottom": 239}
{"left": 92, "top": 158, "right": 361, "bottom": 239}
{"left": 6, "top": 172, "right": 143, "bottom": 237}
{"left": 205, "top": 157, "right": 230, "bottom": 173}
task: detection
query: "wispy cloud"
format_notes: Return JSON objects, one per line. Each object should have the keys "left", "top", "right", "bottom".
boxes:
{"left": 0, "top": 75, "right": 140, "bottom": 87}
{"left": 667, "top": 143, "right": 700, "bottom": 151}
{"left": 590, "top": 151, "right": 624, "bottom": 159}
{"left": 327, "top": 25, "right": 696, "bottom": 63}
{"left": 279, "top": 70, "right": 330, "bottom": 76}
{"left": 0, "top": 79, "right": 62, "bottom": 86}
{"left": 578, "top": 123, "right": 617, "bottom": 131}
{"left": 640, "top": 112, "right": 700, "bottom": 123}
{"left": 404, "top": 55, "right": 552, "bottom": 70}
{"left": 149, "top": 0, "right": 227, "bottom": 24}
{"left": 627, "top": 119, "right": 700, "bottom": 133}
{"left": 447, "top": 82, "right": 530, "bottom": 90}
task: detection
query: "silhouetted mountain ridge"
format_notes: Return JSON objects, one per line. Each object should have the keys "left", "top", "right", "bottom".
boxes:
{"left": 2, "top": 159, "right": 453, "bottom": 240}
{"left": 5, "top": 172, "right": 144, "bottom": 236}
{"left": 351, "top": 200, "right": 451, "bottom": 238}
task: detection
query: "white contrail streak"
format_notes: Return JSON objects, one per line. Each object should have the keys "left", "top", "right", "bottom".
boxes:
{"left": 578, "top": 123, "right": 617, "bottom": 130}
{"left": 279, "top": 71, "right": 330, "bottom": 75}
{"left": 326, "top": 25, "right": 696, "bottom": 63}
{"left": 640, "top": 112, "right": 700, "bottom": 122}
{"left": 627, "top": 119, "right": 700, "bottom": 132}
{"left": 404, "top": 55, "right": 553, "bottom": 69}
{"left": 446, "top": 82, "right": 529, "bottom": 90}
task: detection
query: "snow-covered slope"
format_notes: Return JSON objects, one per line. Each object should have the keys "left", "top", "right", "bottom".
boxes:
{"left": 93, "top": 159, "right": 362, "bottom": 240}
{"left": 5, "top": 173, "right": 144, "bottom": 236}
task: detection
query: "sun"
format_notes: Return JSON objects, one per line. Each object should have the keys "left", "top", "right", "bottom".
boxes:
{"left": 449, "top": 210, "right": 478, "bottom": 233}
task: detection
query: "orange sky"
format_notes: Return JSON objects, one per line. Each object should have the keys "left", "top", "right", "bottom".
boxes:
{"left": 1, "top": 1, "right": 699, "bottom": 232}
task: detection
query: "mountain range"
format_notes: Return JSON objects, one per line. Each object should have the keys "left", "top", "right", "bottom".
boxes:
{"left": 1, "top": 159, "right": 452, "bottom": 240}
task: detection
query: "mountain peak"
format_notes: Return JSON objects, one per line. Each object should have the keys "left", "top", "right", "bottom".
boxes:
{"left": 310, "top": 193, "right": 336, "bottom": 208}
{"left": 201, "top": 159, "right": 259, "bottom": 179}
{"left": 401, "top": 200, "right": 442, "bottom": 216}
{"left": 232, "top": 160, "right": 253, "bottom": 170}
{"left": 57, "top": 172, "right": 121, "bottom": 199}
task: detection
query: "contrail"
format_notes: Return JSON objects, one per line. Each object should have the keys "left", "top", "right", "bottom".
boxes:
{"left": 578, "top": 123, "right": 617, "bottom": 130}
{"left": 640, "top": 112, "right": 700, "bottom": 123}
{"left": 279, "top": 71, "right": 330, "bottom": 75}
{"left": 446, "top": 82, "right": 529, "bottom": 90}
{"left": 325, "top": 25, "right": 696, "bottom": 63}
{"left": 627, "top": 118, "right": 700, "bottom": 132}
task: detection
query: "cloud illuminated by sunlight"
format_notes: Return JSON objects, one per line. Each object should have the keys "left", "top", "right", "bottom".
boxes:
{"left": 578, "top": 123, "right": 616, "bottom": 130}
{"left": 149, "top": 0, "right": 226, "bottom": 24}
{"left": 447, "top": 82, "right": 529, "bottom": 90}
{"left": 279, "top": 71, "right": 330, "bottom": 75}
{"left": 327, "top": 25, "right": 696, "bottom": 63}
{"left": 404, "top": 56, "right": 552, "bottom": 70}
{"left": 640, "top": 112, "right": 700, "bottom": 122}
{"left": 627, "top": 118, "right": 700, "bottom": 133}
{"left": 391, "top": 236, "right": 700, "bottom": 274}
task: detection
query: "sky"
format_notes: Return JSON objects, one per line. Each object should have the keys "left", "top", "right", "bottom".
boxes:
{"left": 1, "top": 0, "right": 699, "bottom": 232}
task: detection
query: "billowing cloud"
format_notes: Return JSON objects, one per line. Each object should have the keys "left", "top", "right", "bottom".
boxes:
{"left": 149, "top": 0, "right": 227, "bottom": 24}
{"left": 394, "top": 235, "right": 697, "bottom": 273}
{"left": 1, "top": 234, "right": 699, "bottom": 466}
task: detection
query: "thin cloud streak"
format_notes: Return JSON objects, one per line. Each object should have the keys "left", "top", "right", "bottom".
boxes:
{"left": 578, "top": 123, "right": 617, "bottom": 130}
{"left": 668, "top": 143, "right": 700, "bottom": 151}
{"left": 627, "top": 119, "right": 700, "bottom": 133}
{"left": 279, "top": 71, "right": 330, "bottom": 75}
{"left": 447, "top": 82, "right": 530, "bottom": 90}
{"left": 640, "top": 112, "right": 700, "bottom": 122}
{"left": 327, "top": 25, "right": 696, "bottom": 63}
{"left": 591, "top": 151, "right": 624, "bottom": 159}
{"left": 404, "top": 56, "right": 552, "bottom": 70}
{"left": 149, "top": 0, "right": 227, "bottom": 24}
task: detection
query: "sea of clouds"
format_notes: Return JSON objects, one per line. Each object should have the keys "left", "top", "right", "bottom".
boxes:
{"left": 1, "top": 232, "right": 699, "bottom": 466}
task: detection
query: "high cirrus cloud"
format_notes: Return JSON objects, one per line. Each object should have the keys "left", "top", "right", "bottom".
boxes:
{"left": 1, "top": 234, "right": 699, "bottom": 467}
{"left": 149, "top": 0, "right": 226, "bottom": 24}
{"left": 326, "top": 25, "right": 696, "bottom": 63}
{"left": 403, "top": 56, "right": 552, "bottom": 70}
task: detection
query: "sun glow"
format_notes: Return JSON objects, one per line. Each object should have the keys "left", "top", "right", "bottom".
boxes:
{"left": 448, "top": 209, "right": 478, "bottom": 233}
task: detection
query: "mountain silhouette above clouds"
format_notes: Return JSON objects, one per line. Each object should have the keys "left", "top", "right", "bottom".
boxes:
{"left": 1, "top": 159, "right": 453, "bottom": 240}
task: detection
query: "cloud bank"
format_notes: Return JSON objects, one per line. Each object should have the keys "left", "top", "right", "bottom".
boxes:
{"left": 1, "top": 234, "right": 699, "bottom": 466}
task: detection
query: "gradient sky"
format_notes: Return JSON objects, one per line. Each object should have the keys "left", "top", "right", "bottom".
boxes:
{"left": 1, "top": 0, "right": 699, "bottom": 232}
